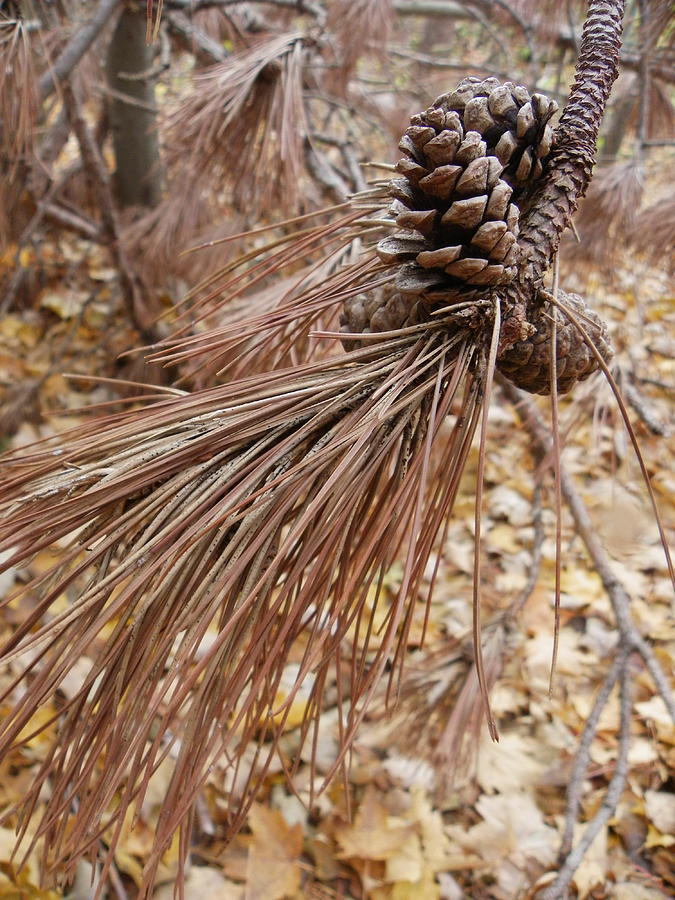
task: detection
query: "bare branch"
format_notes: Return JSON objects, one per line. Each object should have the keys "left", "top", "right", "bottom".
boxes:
{"left": 305, "top": 140, "right": 351, "bottom": 202}
{"left": 41, "top": 203, "right": 104, "bottom": 242}
{"left": 558, "top": 648, "right": 628, "bottom": 858}
{"left": 540, "top": 657, "right": 633, "bottom": 900}
{"left": 500, "top": 377, "right": 675, "bottom": 724}
{"left": 621, "top": 377, "right": 668, "bottom": 436}
{"left": 516, "top": 0, "right": 626, "bottom": 281}
{"left": 38, "top": 0, "right": 122, "bottom": 101}
{"left": 166, "top": 0, "right": 324, "bottom": 17}
{"left": 165, "top": 10, "right": 229, "bottom": 64}
{"left": 60, "top": 79, "right": 152, "bottom": 336}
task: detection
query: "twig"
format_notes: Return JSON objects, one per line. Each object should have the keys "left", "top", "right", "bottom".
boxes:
{"left": 0, "top": 159, "right": 99, "bottom": 313}
{"left": 304, "top": 140, "right": 350, "bottom": 203}
{"left": 392, "top": 1, "right": 470, "bottom": 17}
{"left": 558, "top": 648, "right": 628, "bottom": 857}
{"left": 165, "top": 10, "right": 229, "bottom": 65}
{"left": 60, "top": 79, "right": 153, "bottom": 337}
{"left": 462, "top": 4, "right": 511, "bottom": 63}
{"left": 388, "top": 47, "right": 508, "bottom": 78}
{"left": 340, "top": 143, "right": 367, "bottom": 193}
{"left": 41, "top": 203, "right": 104, "bottom": 242}
{"left": 310, "top": 134, "right": 367, "bottom": 193}
{"left": 500, "top": 377, "right": 675, "bottom": 724}
{"left": 540, "top": 656, "right": 633, "bottom": 900}
{"left": 166, "top": 0, "right": 324, "bottom": 18}
{"left": 107, "top": 860, "right": 128, "bottom": 900}
{"left": 38, "top": 0, "right": 122, "bottom": 100}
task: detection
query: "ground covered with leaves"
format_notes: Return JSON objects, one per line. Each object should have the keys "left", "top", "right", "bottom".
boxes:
{"left": 0, "top": 236, "right": 673, "bottom": 899}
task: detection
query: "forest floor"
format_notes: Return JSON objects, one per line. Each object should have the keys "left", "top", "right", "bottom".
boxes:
{"left": 0, "top": 235, "right": 673, "bottom": 899}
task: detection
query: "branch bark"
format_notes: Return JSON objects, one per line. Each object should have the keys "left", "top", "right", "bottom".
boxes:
{"left": 517, "top": 0, "right": 625, "bottom": 282}
{"left": 165, "top": 10, "right": 230, "bottom": 65}
{"left": 500, "top": 377, "right": 675, "bottom": 725}
{"left": 38, "top": 0, "right": 122, "bottom": 101}
{"left": 61, "top": 79, "right": 153, "bottom": 337}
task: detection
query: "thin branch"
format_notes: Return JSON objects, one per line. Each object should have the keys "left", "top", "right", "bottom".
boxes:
{"left": 388, "top": 47, "right": 507, "bottom": 77}
{"left": 392, "top": 1, "right": 470, "bottom": 17}
{"left": 166, "top": 0, "right": 324, "bottom": 17}
{"left": 516, "top": 0, "right": 626, "bottom": 282}
{"left": 510, "top": 483, "right": 544, "bottom": 616}
{"left": 559, "top": 648, "right": 628, "bottom": 857}
{"left": 41, "top": 203, "right": 104, "bottom": 242}
{"left": 500, "top": 378, "right": 675, "bottom": 725}
{"left": 165, "top": 10, "right": 228, "bottom": 65}
{"left": 38, "top": 0, "right": 122, "bottom": 101}
{"left": 540, "top": 656, "right": 633, "bottom": 900}
{"left": 305, "top": 139, "right": 351, "bottom": 203}
{"left": 60, "top": 79, "right": 152, "bottom": 337}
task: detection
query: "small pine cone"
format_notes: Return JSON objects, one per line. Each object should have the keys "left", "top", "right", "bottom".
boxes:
{"left": 497, "top": 290, "right": 613, "bottom": 395}
{"left": 375, "top": 76, "right": 558, "bottom": 318}
{"left": 339, "top": 284, "right": 427, "bottom": 350}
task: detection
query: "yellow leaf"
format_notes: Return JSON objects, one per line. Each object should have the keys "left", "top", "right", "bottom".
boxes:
{"left": 487, "top": 523, "right": 523, "bottom": 554}
{"left": 0, "top": 830, "right": 59, "bottom": 899}
{"left": 644, "top": 824, "right": 675, "bottom": 849}
{"left": 40, "top": 290, "right": 89, "bottom": 320}
{"left": 392, "top": 870, "right": 441, "bottom": 900}
{"left": 384, "top": 833, "right": 423, "bottom": 884}
{"left": 266, "top": 664, "right": 314, "bottom": 732}
{"left": 244, "top": 803, "right": 303, "bottom": 900}
{"left": 645, "top": 790, "right": 675, "bottom": 836}
{"left": 18, "top": 247, "right": 34, "bottom": 268}
{"left": 26, "top": 548, "right": 66, "bottom": 577}
{"left": 335, "top": 788, "right": 417, "bottom": 861}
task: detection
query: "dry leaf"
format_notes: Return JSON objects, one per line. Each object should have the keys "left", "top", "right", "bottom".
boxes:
{"left": 335, "top": 788, "right": 417, "bottom": 861}
{"left": 569, "top": 821, "right": 607, "bottom": 897}
{"left": 153, "top": 865, "right": 243, "bottom": 899}
{"left": 644, "top": 790, "right": 675, "bottom": 836}
{"left": 244, "top": 803, "right": 303, "bottom": 900}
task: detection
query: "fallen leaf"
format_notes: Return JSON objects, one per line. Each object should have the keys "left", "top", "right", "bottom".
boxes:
{"left": 244, "top": 803, "right": 303, "bottom": 900}
{"left": 645, "top": 790, "right": 675, "bottom": 837}
{"left": 335, "top": 788, "right": 417, "bottom": 861}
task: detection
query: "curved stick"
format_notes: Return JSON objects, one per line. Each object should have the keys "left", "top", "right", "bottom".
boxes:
{"left": 517, "top": 0, "right": 626, "bottom": 283}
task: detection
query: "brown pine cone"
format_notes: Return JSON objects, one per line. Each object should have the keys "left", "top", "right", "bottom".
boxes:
{"left": 339, "top": 284, "right": 428, "bottom": 349}
{"left": 497, "top": 289, "right": 613, "bottom": 395}
{"left": 375, "top": 77, "right": 558, "bottom": 313}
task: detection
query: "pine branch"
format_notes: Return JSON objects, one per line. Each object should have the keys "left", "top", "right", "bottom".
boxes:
{"left": 0, "top": 3, "right": 638, "bottom": 895}
{"left": 516, "top": 0, "right": 625, "bottom": 282}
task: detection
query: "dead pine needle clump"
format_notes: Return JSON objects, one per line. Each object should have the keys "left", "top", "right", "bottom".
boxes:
{"left": 1, "top": 1, "right": 672, "bottom": 897}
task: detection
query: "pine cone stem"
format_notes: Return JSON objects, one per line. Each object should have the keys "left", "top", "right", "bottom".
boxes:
{"left": 516, "top": 0, "right": 625, "bottom": 283}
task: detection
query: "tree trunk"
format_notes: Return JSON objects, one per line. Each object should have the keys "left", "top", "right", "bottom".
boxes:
{"left": 105, "top": 3, "right": 163, "bottom": 208}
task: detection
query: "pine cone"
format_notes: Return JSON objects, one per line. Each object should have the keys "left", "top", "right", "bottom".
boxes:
{"left": 374, "top": 76, "right": 558, "bottom": 311}
{"left": 497, "top": 290, "right": 613, "bottom": 395}
{"left": 339, "top": 283, "right": 428, "bottom": 349}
